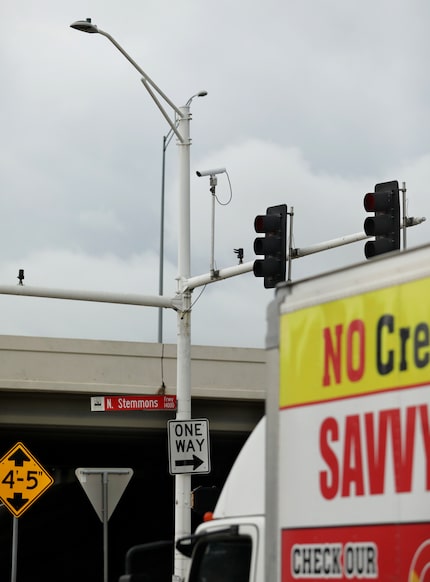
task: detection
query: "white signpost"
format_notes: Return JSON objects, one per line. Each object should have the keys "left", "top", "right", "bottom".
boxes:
{"left": 75, "top": 468, "right": 133, "bottom": 582}
{"left": 168, "top": 419, "right": 210, "bottom": 475}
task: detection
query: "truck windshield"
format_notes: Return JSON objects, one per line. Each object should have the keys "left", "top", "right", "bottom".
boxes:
{"left": 189, "top": 536, "right": 252, "bottom": 582}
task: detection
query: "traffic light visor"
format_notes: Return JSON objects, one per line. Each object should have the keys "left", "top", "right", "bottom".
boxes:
{"left": 364, "top": 191, "right": 394, "bottom": 212}
{"left": 364, "top": 193, "right": 375, "bottom": 212}
{"left": 254, "top": 214, "right": 281, "bottom": 233}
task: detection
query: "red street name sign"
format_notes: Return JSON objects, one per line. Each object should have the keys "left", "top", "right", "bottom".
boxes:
{"left": 91, "top": 395, "right": 177, "bottom": 412}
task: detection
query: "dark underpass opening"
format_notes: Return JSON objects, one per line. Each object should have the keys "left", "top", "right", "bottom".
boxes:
{"left": 0, "top": 425, "right": 252, "bottom": 582}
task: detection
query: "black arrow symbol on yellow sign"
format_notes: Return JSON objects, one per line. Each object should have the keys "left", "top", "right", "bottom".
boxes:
{"left": 175, "top": 455, "right": 204, "bottom": 471}
{"left": 7, "top": 492, "right": 29, "bottom": 511}
{"left": 8, "top": 448, "right": 30, "bottom": 467}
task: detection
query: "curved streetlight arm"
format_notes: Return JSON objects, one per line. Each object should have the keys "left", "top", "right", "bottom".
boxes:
{"left": 97, "top": 29, "right": 184, "bottom": 117}
{"left": 70, "top": 20, "right": 185, "bottom": 141}
{"left": 140, "top": 77, "right": 184, "bottom": 143}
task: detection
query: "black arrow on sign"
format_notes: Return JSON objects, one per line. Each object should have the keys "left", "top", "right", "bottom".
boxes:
{"left": 8, "top": 448, "right": 30, "bottom": 467}
{"left": 7, "top": 492, "right": 29, "bottom": 511}
{"left": 175, "top": 455, "right": 204, "bottom": 471}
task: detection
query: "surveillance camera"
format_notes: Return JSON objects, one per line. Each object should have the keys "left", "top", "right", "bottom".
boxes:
{"left": 196, "top": 168, "right": 226, "bottom": 177}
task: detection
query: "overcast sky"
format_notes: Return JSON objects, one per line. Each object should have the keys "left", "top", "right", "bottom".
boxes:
{"left": 1, "top": 0, "right": 430, "bottom": 348}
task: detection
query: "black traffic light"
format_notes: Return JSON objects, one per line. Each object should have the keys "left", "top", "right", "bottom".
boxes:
{"left": 364, "top": 180, "right": 400, "bottom": 259}
{"left": 253, "top": 204, "right": 287, "bottom": 288}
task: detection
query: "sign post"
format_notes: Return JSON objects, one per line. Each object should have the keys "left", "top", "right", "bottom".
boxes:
{"left": 75, "top": 467, "right": 133, "bottom": 582}
{"left": 11, "top": 517, "right": 18, "bottom": 582}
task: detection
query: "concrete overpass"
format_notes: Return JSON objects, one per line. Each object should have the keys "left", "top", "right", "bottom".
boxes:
{"left": 0, "top": 335, "right": 265, "bottom": 581}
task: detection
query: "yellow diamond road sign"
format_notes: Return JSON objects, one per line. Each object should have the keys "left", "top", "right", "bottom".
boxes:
{"left": 0, "top": 442, "right": 54, "bottom": 517}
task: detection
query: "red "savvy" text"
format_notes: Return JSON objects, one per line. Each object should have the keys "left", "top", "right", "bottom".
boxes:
{"left": 319, "top": 404, "right": 430, "bottom": 499}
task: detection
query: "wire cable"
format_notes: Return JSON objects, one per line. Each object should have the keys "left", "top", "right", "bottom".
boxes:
{"left": 214, "top": 170, "right": 233, "bottom": 206}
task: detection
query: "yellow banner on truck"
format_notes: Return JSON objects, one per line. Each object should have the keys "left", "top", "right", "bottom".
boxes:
{"left": 280, "top": 276, "right": 430, "bottom": 408}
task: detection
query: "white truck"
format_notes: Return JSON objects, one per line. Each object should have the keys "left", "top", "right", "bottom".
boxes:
{"left": 177, "top": 243, "right": 430, "bottom": 582}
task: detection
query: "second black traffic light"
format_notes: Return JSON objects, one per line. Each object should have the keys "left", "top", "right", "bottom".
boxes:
{"left": 253, "top": 204, "right": 287, "bottom": 288}
{"left": 363, "top": 180, "right": 401, "bottom": 259}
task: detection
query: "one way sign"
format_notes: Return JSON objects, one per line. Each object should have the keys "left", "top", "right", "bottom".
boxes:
{"left": 168, "top": 419, "right": 210, "bottom": 475}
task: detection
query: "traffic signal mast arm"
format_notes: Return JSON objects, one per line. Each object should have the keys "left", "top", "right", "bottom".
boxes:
{"left": 185, "top": 215, "right": 425, "bottom": 291}
{"left": 289, "top": 217, "right": 425, "bottom": 259}
{"left": 0, "top": 217, "right": 423, "bottom": 304}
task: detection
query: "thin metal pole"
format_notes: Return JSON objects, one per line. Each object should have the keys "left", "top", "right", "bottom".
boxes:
{"left": 11, "top": 517, "right": 18, "bottom": 582}
{"left": 287, "top": 206, "right": 294, "bottom": 282}
{"left": 158, "top": 135, "right": 167, "bottom": 343}
{"left": 210, "top": 179, "right": 216, "bottom": 277}
{"left": 402, "top": 181, "right": 407, "bottom": 250}
{"left": 102, "top": 472, "right": 109, "bottom": 582}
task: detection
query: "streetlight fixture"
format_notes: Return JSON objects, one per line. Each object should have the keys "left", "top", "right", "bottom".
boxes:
{"left": 158, "top": 90, "right": 207, "bottom": 344}
{"left": 70, "top": 18, "right": 198, "bottom": 580}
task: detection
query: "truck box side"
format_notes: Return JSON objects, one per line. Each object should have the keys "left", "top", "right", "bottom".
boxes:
{"left": 267, "top": 244, "right": 430, "bottom": 581}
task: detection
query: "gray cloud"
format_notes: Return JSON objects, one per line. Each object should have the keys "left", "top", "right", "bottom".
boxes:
{"left": 0, "top": 0, "right": 429, "bottom": 347}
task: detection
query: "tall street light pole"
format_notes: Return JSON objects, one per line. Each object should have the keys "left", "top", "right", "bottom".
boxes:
{"left": 70, "top": 19, "right": 199, "bottom": 580}
{"left": 158, "top": 91, "right": 207, "bottom": 344}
